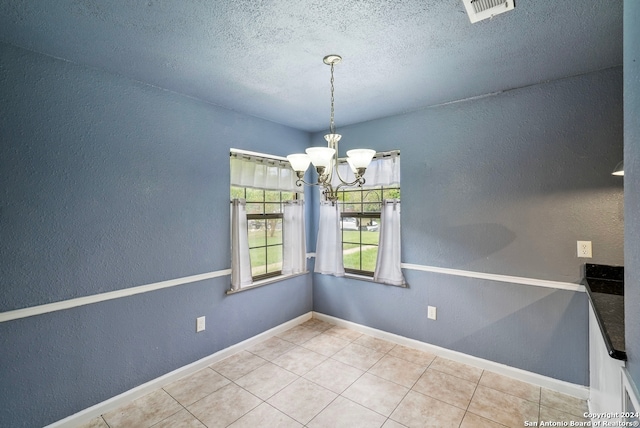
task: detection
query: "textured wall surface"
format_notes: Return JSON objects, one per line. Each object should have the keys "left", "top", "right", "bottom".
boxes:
{"left": 311, "top": 67, "right": 624, "bottom": 384}
{"left": 0, "top": 42, "right": 312, "bottom": 428}
{"left": 0, "top": 36, "right": 626, "bottom": 426}
{"left": 313, "top": 272, "right": 588, "bottom": 383}
{"left": 0, "top": 1, "right": 622, "bottom": 131}
{"left": 624, "top": 0, "right": 640, "bottom": 394}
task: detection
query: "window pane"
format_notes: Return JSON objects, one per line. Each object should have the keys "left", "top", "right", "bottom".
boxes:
{"left": 266, "top": 245, "right": 283, "bottom": 273}
{"left": 341, "top": 218, "right": 361, "bottom": 235}
{"left": 264, "top": 190, "right": 280, "bottom": 202}
{"left": 248, "top": 222, "right": 266, "bottom": 247}
{"left": 245, "top": 202, "right": 263, "bottom": 215}
{"left": 265, "top": 203, "right": 281, "bottom": 214}
{"left": 361, "top": 246, "right": 379, "bottom": 272}
{"left": 384, "top": 188, "right": 401, "bottom": 199}
{"left": 362, "top": 202, "right": 381, "bottom": 213}
{"left": 342, "top": 190, "right": 361, "bottom": 202}
{"left": 230, "top": 186, "right": 245, "bottom": 199}
{"left": 343, "top": 247, "right": 362, "bottom": 271}
{"left": 281, "top": 192, "right": 295, "bottom": 201}
{"left": 245, "top": 188, "right": 264, "bottom": 202}
{"left": 250, "top": 247, "right": 267, "bottom": 276}
{"left": 266, "top": 219, "right": 283, "bottom": 245}
{"left": 363, "top": 190, "right": 382, "bottom": 203}
{"left": 360, "top": 218, "right": 380, "bottom": 239}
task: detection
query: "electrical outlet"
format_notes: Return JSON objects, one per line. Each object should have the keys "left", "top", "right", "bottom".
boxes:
{"left": 577, "top": 241, "right": 592, "bottom": 258}
{"left": 427, "top": 306, "right": 437, "bottom": 320}
{"left": 196, "top": 316, "right": 206, "bottom": 332}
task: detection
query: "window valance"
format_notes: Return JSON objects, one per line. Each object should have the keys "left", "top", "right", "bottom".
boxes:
{"left": 330, "top": 150, "right": 400, "bottom": 188}
{"left": 230, "top": 149, "right": 299, "bottom": 192}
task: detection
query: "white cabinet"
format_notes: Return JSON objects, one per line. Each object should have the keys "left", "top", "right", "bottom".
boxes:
{"left": 589, "top": 303, "right": 625, "bottom": 416}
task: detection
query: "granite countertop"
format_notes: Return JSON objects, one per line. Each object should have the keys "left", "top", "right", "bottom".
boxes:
{"left": 584, "top": 263, "right": 626, "bottom": 360}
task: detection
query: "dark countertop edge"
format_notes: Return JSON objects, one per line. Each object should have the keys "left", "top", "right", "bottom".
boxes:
{"left": 584, "top": 280, "right": 627, "bottom": 361}
{"left": 585, "top": 263, "right": 624, "bottom": 281}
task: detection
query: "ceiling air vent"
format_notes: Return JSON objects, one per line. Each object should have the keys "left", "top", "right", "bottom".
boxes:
{"left": 462, "top": 0, "right": 515, "bottom": 23}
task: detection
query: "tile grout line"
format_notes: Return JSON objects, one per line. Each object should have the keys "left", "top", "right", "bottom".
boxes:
{"left": 299, "top": 326, "right": 410, "bottom": 424}
{"left": 230, "top": 330, "right": 337, "bottom": 427}
{"left": 156, "top": 387, "right": 189, "bottom": 427}
{"left": 460, "top": 370, "right": 483, "bottom": 428}
{"left": 336, "top": 341, "right": 401, "bottom": 423}
{"left": 93, "top": 318, "right": 587, "bottom": 428}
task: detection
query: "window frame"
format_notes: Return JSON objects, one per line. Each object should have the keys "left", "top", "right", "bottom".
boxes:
{"left": 231, "top": 186, "right": 299, "bottom": 281}
{"left": 337, "top": 185, "right": 400, "bottom": 277}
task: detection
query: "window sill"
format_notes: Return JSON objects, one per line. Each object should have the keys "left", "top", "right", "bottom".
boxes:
{"left": 344, "top": 272, "right": 409, "bottom": 288}
{"left": 344, "top": 272, "right": 377, "bottom": 283}
{"left": 226, "top": 271, "right": 309, "bottom": 295}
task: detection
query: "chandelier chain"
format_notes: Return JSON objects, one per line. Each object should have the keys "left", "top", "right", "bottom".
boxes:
{"left": 287, "top": 55, "right": 374, "bottom": 202}
{"left": 329, "top": 62, "right": 335, "bottom": 135}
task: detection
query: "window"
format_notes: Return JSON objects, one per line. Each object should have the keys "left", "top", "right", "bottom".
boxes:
{"left": 229, "top": 149, "right": 306, "bottom": 291}
{"left": 230, "top": 187, "right": 297, "bottom": 280}
{"left": 313, "top": 150, "right": 403, "bottom": 284}
{"left": 338, "top": 185, "right": 401, "bottom": 275}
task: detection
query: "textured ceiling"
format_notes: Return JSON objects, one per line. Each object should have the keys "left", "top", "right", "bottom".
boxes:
{"left": 0, "top": 1, "right": 623, "bottom": 132}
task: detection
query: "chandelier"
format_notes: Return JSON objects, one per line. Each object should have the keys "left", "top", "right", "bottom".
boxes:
{"left": 287, "top": 55, "right": 376, "bottom": 202}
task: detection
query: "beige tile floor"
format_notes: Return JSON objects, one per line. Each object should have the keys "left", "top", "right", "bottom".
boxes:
{"left": 80, "top": 318, "right": 590, "bottom": 428}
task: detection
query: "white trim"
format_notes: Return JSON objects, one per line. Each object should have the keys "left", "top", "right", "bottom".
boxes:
{"left": 401, "top": 263, "right": 585, "bottom": 292}
{"left": 0, "top": 269, "right": 232, "bottom": 323}
{"left": 45, "top": 312, "right": 312, "bottom": 428}
{"left": 313, "top": 311, "right": 590, "bottom": 400}
{"left": 1, "top": 262, "right": 583, "bottom": 323}
{"left": 305, "top": 255, "right": 583, "bottom": 292}
{"left": 226, "top": 271, "right": 309, "bottom": 295}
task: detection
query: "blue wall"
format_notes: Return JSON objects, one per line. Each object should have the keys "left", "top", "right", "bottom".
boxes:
{"left": 312, "top": 67, "right": 624, "bottom": 385}
{"left": 624, "top": 0, "right": 640, "bottom": 394}
{"left": 0, "top": 39, "right": 627, "bottom": 426}
{"left": 0, "top": 42, "right": 312, "bottom": 427}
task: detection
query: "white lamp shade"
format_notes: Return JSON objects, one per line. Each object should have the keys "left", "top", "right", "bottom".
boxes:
{"left": 305, "top": 147, "right": 336, "bottom": 169}
{"left": 346, "top": 149, "right": 376, "bottom": 169}
{"left": 346, "top": 158, "right": 357, "bottom": 173}
{"left": 287, "top": 154, "right": 311, "bottom": 172}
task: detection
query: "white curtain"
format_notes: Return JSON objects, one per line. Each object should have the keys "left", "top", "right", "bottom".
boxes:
{"left": 282, "top": 200, "right": 306, "bottom": 275}
{"left": 331, "top": 150, "right": 400, "bottom": 188}
{"left": 231, "top": 198, "right": 252, "bottom": 290}
{"left": 230, "top": 150, "right": 298, "bottom": 192}
{"left": 314, "top": 201, "right": 345, "bottom": 276}
{"left": 374, "top": 199, "right": 406, "bottom": 286}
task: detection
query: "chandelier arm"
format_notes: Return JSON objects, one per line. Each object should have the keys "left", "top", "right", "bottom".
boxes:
{"left": 333, "top": 156, "right": 355, "bottom": 185}
{"left": 323, "top": 183, "right": 338, "bottom": 202}
{"left": 334, "top": 177, "right": 365, "bottom": 193}
{"left": 295, "top": 177, "right": 330, "bottom": 188}
{"left": 333, "top": 150, "right": 366, "bottom": 188}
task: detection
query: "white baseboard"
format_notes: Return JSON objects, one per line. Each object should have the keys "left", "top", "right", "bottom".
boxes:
{"left": 312, "top": 312, "right": 589, "bottom": 400}
{"left": 46, "top": 312, "right": 312, "bottom": 428}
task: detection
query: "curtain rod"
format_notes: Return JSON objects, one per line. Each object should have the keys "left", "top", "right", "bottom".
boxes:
{"left": 230, "top": 148, "right": 289, "bottom": 162}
